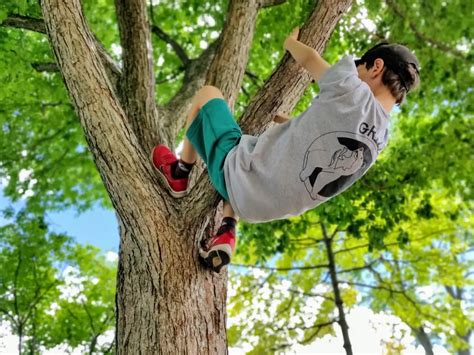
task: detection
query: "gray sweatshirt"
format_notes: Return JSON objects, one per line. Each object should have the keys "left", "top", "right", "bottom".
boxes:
{"left": 223, "top": 55, "right": 390, "bottom": 223}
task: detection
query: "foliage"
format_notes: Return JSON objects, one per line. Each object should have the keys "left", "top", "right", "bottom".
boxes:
{"left": 0, "top": 210, "right": 68, "bottom": 354}
{"left": 230, "top": 191, "right": 473, "bottom": 353}
{"left": 0, "top": 210, "right": 116, "bottom": 354}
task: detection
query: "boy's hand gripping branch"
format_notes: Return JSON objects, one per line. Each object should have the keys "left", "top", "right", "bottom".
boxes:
{"left": 284, "top": 26, "right": 331, "bottom": 81}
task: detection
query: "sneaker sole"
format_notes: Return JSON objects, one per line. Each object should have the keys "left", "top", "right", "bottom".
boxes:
{"left": 150, "top": 147, "right": 188, "bottom": 198}
{"left": 199, "top": 244, "right": 232, "bottom": 273}
{"left": 199, "top": 250, "right": 230, "bottom": 273}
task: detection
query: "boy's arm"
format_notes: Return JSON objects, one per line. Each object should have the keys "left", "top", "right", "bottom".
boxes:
{"left": 284, "top": 27, "right": 331, "bottom": 81}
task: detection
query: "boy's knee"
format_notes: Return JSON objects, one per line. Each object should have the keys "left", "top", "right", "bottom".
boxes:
{"left": 199, "top": 85, "right": 224, "bottom": 99}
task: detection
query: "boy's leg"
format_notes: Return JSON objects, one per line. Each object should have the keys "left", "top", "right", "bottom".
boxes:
{"left": 151, "top": 85, "right": 225, "bottom": 196}
{"left": 180, "top": 85, "right": 225, "bottom": 164}
{"left": 223, "top": 200, "right": 237, "bottom": 220}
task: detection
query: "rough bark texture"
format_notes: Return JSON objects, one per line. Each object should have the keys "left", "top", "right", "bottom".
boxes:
{"left": 205, "top": 0, "right": 260, "bottom": 111}
{"left": 38, "top": 0, "right": 352, "bottom": 353}
{"left": 115, "top": 0, "right": 160, "bottom": 153}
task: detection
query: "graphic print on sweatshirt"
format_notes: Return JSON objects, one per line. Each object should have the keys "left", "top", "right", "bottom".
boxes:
{"left": 300, "top": 131, "right": 377, "bottom": 200}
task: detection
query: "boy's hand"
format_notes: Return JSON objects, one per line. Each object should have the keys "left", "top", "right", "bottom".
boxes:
{"left": 284, "top": 27, "right": 300, "bottom": 51}
{"left": 273, "top": 112, "right": 290, "bottom": 124}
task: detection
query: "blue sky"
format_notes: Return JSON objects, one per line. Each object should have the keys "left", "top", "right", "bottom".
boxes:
{"left": 0, "top": 190, "right": 119, "bottom": 252}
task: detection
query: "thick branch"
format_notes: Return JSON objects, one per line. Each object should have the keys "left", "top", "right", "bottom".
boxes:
{"left": 240, "top": 0, "right": 353, "bottom": 135}
{"left": 115, "top": 0, "right": 159, "bottom": 152}
{"left": 40, "top": 0, "right": 165, "bottom": 222}
{"left": 205, "top": 0, "right": 260, "bottom": 111}
{"left": 161, "top": 39, "right": 220, "bottom": 147}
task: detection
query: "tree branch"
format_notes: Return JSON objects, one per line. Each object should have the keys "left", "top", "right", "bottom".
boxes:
{"left": 333, "top": 228, "right": 457, "bottom": 255}
{"left": 161, "top": 39, "right": 220, "bottom": 147}
{"left": 151, "top": 25, "right": 190, "bottom": 66}
{"left": 1, "top": 14, "right": 45, "bottom": 32}
{"left": 301, "top": 319, "right": 338, "bottom": 344}
{"left": 258, "top": 0, "right": 288, "bottom": 9}
{"left": 337, "top": 259, "right": 380, "bottom": 274}
{"left": 115, "top": 0, "right": 159, "bottom": 152}
{"left": 322, "top": 222, "right": 353, "bottom": 355}
{"left": 40, "top": 0, "right": 166, "bottom": 222}
{"left": 204, "top": 0, "right": 261, "bottom": 111}
{"left": 239, "top": 0, "right": 353, "bottom": 135}
{"left": 385, "top": 0, "right": 469, "bottom": 61}
{"left": 288, "top": 288, "right": 334, "bottom": 302}
{"left": 231, "top": 263, "right": 329, "bottom": 271}
{"left": 31, "top": 62, "right": 58, "bottom": 72}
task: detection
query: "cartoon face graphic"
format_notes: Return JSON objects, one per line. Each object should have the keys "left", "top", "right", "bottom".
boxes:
{"left": 329, "top": 147, "right": 365, "bottom": 171}
{"left": 300, "top": 132, "right": 376, "bottom": 200}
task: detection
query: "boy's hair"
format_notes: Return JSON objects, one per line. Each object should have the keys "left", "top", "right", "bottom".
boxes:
{"left": 355, "top": 43, "right": 420, "bottom": 105}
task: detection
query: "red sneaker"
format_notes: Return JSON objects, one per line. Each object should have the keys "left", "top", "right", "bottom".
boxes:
{"left": 199, "top": 229, "right": 236, "bottom": 273}
{"left": 151, "top": 144, "right": 188, "bottom": 198}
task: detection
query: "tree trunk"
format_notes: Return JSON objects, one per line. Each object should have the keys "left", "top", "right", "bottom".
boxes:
{"left": 18, "top": 323, "right": 23, "bottom": 355}
{"left": 115, "top": 214, "right": 228, "bottom": 354}
{"left": 39, "top": 0, "right": 352, "bottom": 353}
{"left": 322, "top": 223, "right": 353, "bottom": 355}
{"left": 413, "top": 326, "right": 434, "bottom": 355}
{"left": 458, "top": 329, "right": 471, "bottom": 355}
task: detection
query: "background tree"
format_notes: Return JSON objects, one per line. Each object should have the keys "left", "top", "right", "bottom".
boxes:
{"left": 0, "top": 211, "right": 68, "bottom": 354}
{"left": 0, "top": 209, "right": 116, "bottom": 354}
{"left": 229, "top": 192, "right": 472, "bottom": 354}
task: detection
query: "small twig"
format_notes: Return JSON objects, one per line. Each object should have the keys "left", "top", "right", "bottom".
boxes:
{"left": 231, "top": 263, "right": 329, "bottom": 271}
{"left": 151, "top": 25, "right": 190, "bottom": 66}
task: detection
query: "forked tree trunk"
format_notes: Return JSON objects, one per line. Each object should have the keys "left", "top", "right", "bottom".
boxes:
{"left": 39, "top": 0, "right": 352, "bottom": 353}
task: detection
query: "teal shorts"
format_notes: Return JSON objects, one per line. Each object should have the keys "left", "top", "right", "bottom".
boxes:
{"left": 186, "top": 98, "right": 242, "bottom": 200}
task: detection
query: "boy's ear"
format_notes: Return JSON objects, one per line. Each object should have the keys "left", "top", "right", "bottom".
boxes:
{"left": 370, "top": 58, "right": 386, "bottom": 78}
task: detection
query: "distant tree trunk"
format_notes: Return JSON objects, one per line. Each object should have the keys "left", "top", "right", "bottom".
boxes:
{"left": 458, "top": 328, "right": 471, "bottom": 355}
{"left": 322, "top": 223, "right": 353, "bottom": 355}
{"left": 40, "top": 0, "right": 352, "bottom": 352}
{"left": 18, "top": 323, "right": 23, "bottom": 355}
{"left": 413, "top": 326, "right": 434, "bottom": 355}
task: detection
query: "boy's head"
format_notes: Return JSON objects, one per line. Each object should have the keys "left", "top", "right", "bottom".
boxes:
{"left": 355, "top": 43, "right": 420, "bottom": 105}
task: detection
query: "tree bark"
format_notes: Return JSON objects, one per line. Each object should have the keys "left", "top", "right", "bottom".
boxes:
{"left": 39, "top": 0, "right": 352, "bottom": 353}
{"left": 115, "top": 0, "right": 160, "bottom": 153}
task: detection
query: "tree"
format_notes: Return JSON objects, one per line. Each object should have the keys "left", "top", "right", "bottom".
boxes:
{"left": 228, "top": 191, "right": 472, "bottom": 354}
{"left": 1, "top": 0, "right": 472, "bottom": 353}
{"left": 0, "top": 210, "right": 116, "bottom": 354}
{"left": 0, "top": 211, "right": 68, "bottom": 354}
{"left": 1, "top": 0, "right": 353, "bottom": 352}
{"left": 46, "top": 244, "right": 116, "bottom": 354}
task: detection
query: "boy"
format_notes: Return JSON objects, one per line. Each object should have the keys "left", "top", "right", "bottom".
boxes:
{"left": 151, "top": 27, "right": 420, "bottom": 272}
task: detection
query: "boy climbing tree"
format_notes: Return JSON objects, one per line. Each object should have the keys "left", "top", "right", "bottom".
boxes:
{"left": 151, "top": 27, "right": 420, "bottom": 272}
